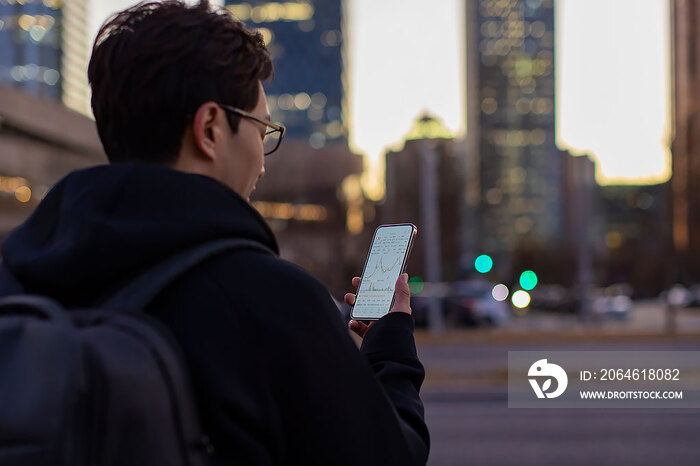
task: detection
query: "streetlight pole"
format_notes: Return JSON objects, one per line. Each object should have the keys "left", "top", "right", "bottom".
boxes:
{"left": 420, "top": 137, "right": 446, "bottom": 333}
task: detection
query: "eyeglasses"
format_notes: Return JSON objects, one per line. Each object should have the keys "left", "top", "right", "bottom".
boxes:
{"left": 218, "top": 103, "right": 286, "bottom": 155}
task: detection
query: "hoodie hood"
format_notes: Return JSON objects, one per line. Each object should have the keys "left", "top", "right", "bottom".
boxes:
{"left": 1, "top": 163, "right": 278, "bottom": 307}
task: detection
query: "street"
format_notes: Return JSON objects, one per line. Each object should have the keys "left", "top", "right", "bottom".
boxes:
{"left": 418, "top": 337, "right": 700, "bottom": 465}
{"left": 424, "top": 400, "right": 700, "bottom": 466}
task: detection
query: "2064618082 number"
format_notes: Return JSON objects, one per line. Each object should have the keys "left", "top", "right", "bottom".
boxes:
{"left": 599, "top": 368, "right": 680, "bottom": 381}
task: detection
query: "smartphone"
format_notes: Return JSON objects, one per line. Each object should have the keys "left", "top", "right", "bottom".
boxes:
{"left": 350, "top": 223, "right": 418, "bottom": 321}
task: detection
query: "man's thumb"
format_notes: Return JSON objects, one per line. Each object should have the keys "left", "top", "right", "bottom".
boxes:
{"left": 392, "top": 273, "right": 412, "bottom": 313}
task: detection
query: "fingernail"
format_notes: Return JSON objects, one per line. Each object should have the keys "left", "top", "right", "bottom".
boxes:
{"left": 401, "top": 273, "right": 408, "bottom": 283}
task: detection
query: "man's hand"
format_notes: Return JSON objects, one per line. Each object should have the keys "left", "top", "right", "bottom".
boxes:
{"left": 344, "top": 273, "right": 412, "bottom": 338}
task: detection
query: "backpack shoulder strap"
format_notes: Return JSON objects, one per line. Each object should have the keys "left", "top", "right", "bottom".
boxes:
{"left": 102, "top": 238, "right": 275, "bottom": 312}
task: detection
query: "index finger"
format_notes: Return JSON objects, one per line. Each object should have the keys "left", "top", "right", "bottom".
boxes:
{"left": 352, "top": 276, "right": 361, "bottom": 288}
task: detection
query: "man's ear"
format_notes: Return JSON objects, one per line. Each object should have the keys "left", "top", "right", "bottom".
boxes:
{"left": 191, "top": 102, "right": 222, "bottom": 161}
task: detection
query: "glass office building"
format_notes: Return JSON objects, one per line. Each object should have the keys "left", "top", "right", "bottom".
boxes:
{"left": 225, "top": 1, "right": 345, "bottom": 148}
{"left": 466, "top": 0, "right": 561, "bottom": 261}
{"left": 0, "top": 0, "right": 63, "bottom": 101}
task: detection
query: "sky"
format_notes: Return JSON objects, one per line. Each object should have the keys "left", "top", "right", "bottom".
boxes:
{"left": 89, "top": 0, "right": 671, "bottom": 187}
{"left": 555, "top": 0, "right": 671, "bottom": 185}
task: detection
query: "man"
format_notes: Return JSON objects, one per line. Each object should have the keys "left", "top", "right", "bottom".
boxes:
{"left": 0, "top": 1, "right": 429, "bottom": 464}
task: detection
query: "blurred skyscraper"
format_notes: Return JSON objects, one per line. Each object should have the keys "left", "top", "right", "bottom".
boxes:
{"left": 464, "top": 0, "right": 560, "bottom": 271}
{"left": 595, "top": 182, "right": 672, "bottom": 295}
{"left": 671, "top": 0, "right": 700, "bottom": 282}
{"left": 381, "top": 115, "right": 464, "bottom": 283}
{"left": 0, "top": 0, "right": 91, "bottom": 115}
{"left": 224, "top": 0, "right": 345, "bottom": 148}
{"left": 0, "top": 85, "right": 105, "bottom": 240}
{"left": 60, "top": 0, "right": 91, "bottom": 116}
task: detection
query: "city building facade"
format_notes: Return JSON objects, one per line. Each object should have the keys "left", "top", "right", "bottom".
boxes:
{"left": 0, "top": 0, "right": 91, "bottom": 115}
{"left": 0, "top": 84, "right": 106, "bottom": 240}
{"left": 464, "top": 0, "right": 560, "bottom": 273}
{"left": 251, "top": 139, "right": 365, "bottom": 296}
{"left": 595, "top": 183, "right": 673, "bottom": 295}
{"left": 224, "top": 0, "right": 346, "bottom": 148}
{"left": 671, "top": 0, "right": 700, "bottom": 282}
{"left": 381, "top": 133, "right": 464, "bottom": 283}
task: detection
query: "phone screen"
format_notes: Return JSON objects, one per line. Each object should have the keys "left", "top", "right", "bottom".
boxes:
{"left": 351, "top": 223, "right": 417, "bottom": 321}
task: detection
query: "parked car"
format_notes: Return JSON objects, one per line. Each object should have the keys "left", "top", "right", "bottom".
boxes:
{"left": 412, "top": 280, "right": 509, "bottom": 328}
{"left": 590, "top": 285, "right": 633, "bottom": 320}
{"left": 529, "top": 284, "right": 578, "bottom": 313}
{"left": 410, "top": 295, "right": 442, "bottom": 328}
{"left": 447, "top": 280, "right": 510, "bottom": 327}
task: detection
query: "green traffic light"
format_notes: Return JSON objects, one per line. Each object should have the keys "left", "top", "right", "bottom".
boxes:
{"left": 519, "top": 270, "right": 538, "bottom": 290}
{"left": 474, "top": 254, "right": 493, "bottom": 273}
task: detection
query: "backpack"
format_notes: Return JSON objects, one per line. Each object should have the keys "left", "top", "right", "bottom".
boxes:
{"left": 0, "top": 238, "right": 275, "bottom": 466}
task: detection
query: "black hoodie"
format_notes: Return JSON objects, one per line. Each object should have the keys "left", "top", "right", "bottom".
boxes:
{"left": 0, "top": 163, "right": 430, "bottom": 465}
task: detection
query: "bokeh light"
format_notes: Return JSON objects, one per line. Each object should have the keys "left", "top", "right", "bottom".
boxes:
{"left": 408, "top": 276, "right": 424, "bottom": 294}
{"left": 512, "top": 290, "right": 531, "bottom": 309}
{"left": 14, "top": 186, "right": 32, "bottom": 203}
{"left": 492, "top": 284, "right": 509, "bottom": 301}
{"left": 519, "top": 270, "right": 538, "bottom": 290}
{"left": 474, "top": 254, "right": 493, "bottom": 273}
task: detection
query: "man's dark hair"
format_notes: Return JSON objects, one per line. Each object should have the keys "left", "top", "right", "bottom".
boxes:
{"left": 88, "top": 0, "right": 273, "bottom": 164}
